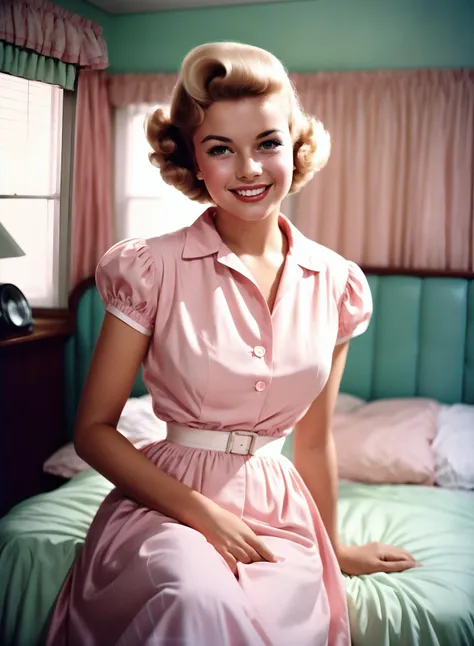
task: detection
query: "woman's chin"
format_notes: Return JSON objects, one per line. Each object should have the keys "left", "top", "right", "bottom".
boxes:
{"left": 216, "top": 195, "right": 282, "bottom": 222}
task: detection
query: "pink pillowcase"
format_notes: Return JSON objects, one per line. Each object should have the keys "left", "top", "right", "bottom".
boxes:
{"left": 333, "top": 398, "right": 440, "bottom": 485}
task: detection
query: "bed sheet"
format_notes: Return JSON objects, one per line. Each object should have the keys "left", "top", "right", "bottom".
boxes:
{"left": 339, "top": 481, "right": 474, "bottom": 646}
{"left": 0, "top": 470, "right": 113, "bottom": 646}
{"left": 1, "top": 470, "right": 473, "bottom": 646}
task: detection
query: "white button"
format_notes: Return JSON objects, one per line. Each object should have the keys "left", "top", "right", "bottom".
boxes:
{"left": 254, "top": 346, "right": 266, "bottom": 358}
{"left": 255, "top": 381, "right": 266, "bottom": 392}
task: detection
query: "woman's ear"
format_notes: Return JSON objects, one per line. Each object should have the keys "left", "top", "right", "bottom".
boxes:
{"left": 196, "top": 169, "right": 203, "bottom": 180}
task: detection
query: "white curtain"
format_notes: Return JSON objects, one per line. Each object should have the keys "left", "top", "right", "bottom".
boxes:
{"left": 114, "top": 104, "right": 206, "bottom": 243}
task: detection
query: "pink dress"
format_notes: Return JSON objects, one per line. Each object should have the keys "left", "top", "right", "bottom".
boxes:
{"left": 47, "top": 208, "right": 372, "bottom": 646}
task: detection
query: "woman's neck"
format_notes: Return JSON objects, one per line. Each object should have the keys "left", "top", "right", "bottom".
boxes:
{"left": 213, "top": 207, "right": 286, "bottom": 258}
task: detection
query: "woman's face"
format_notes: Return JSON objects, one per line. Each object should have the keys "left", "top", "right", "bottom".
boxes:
{"left": 193, "top": 94, "right": 294, "bottom": 223}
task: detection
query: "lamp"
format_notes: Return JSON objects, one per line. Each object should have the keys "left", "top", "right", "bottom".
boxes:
{"left": 0, "top": 221, "right": 26, "bottom": 259}
{"left": 0, "top": 222, "right": 33, "bottom": 338}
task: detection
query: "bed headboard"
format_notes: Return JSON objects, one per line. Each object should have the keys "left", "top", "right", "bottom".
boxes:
{"left": 64, "top": 270, "right": 474, "bottom": 440}
{"left": 343, "top": 271, "right": 474, "bottom": 404}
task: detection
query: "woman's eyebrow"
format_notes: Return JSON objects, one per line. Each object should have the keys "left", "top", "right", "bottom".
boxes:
{"left": 200, "top": 134, "right": 232, "bottom": 144}
{"left": 200, "top": 129, "right": 283, "bottom": 144}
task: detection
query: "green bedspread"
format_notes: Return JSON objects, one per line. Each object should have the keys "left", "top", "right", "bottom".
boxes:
{"left": 339, "top": 482, "right": 474, "bottom": 646}
{"left": 1, "top": 470, "right": 473, "bottom": 646}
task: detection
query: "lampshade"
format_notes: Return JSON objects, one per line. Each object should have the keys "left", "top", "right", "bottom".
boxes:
{"left": 0, "top": 221, "right": 25, "bottom": 259}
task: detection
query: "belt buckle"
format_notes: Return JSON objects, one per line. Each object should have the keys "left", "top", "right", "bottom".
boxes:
{"left": 226, "top": 431, "right": 258, "bottom": 456}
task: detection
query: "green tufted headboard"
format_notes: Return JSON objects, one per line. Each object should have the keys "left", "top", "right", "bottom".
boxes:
{"left": 342, "top": 273, "right": 474, "bottom": 404}
{"left": 64, "top": 271, "right": 474, "bottom": 440}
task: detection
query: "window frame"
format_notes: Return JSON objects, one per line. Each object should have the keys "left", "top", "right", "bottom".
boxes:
{"left": 113, "top": 103, "right": 207, "bottom": 244}
{"left": 0, "top": 78, "right": 76, "bottom": 309}
{"left": 56, "top": 88, "right": 76, "bottom": 309}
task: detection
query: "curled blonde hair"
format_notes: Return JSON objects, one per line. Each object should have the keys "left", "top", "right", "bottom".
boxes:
{"left": 146, "top": 42, "right": 330, "bottom": 203}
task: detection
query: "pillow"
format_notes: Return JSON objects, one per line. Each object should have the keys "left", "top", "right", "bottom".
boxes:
{"left": 333, "top": 398, "right": 440, "bottom": 485}
{"left": 43, "top": 444, "right": 89, "bottom": 479}
{"left": 335, "top": 393, "right": 366, "bottom": 415}
{"left": 432, "top": 404, "right": 474, "bottom": 489}
{"left": 44, "top": 395, "right": 166, "bottom": 479}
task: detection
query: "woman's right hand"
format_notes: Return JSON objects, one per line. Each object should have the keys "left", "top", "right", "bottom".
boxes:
{"left": 195, "top": 504, "right": 280, "bottom": 574}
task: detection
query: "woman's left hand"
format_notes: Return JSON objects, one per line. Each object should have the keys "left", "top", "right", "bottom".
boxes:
{"left": 337, "top": 542, "right": 421, "bottom": 575}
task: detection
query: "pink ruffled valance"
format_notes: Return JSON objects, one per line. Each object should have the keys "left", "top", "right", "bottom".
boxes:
{"left": 0, "top": 0, "right": 108, "bottom": 70}
{"left": 108, "top": 73, "right": 178, "bottom": 106}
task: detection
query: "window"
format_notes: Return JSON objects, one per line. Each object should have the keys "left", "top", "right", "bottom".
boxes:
{"left": 114, "top": 105, "right": 206, "bottom": 242}
{"left": 0, "top": 73, "right": 73, "bottom": 308}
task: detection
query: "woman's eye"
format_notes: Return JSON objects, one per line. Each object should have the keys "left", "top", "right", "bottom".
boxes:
{"left": 260, "top": 139, "right": 283, "bottom": 151}
{"left": 207, "top": 145, "right": 231, "bottom": 156}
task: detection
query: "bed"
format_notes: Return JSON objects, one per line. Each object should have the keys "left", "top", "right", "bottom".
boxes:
{"left": 1, "top": 270, "right": 474, "bottom": 646}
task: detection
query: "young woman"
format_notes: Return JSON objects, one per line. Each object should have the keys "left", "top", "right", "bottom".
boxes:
{"left": 47, "top": 42, "right": 418, "bottom": 646}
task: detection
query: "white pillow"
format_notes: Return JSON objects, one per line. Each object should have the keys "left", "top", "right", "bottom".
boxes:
{"left": 44, "top": 395, "right": 166, "bottom": 479}
{"left": 433, "top": 404, "right": 474, "bottom": 489}
{"left": 335, "top": 393, "right": 366, "bottom": 415}
{"left": 116, "top": 394, "right": 167, "bottom": 447}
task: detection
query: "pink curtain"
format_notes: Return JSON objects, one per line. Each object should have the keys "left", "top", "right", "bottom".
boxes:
{"left": 107, "top": 69, "right": 474, "bottom": 272}
{"left": 70, "top": 70, "right": 113, "bottom": 288}
{"left": 291, "top": 70, "right": 474, "bottom": 271}
{"left": 0, "top": 0, "right": 108, "bottom": 69}
{"left": 108, "top": 73, "right": 178, "bottom": 107}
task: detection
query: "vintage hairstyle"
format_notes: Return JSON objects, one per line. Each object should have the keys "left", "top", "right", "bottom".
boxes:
{"left": 145, "top": 42, "right": 330, "bottom": 203}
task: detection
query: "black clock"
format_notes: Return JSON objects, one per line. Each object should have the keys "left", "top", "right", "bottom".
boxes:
{"left": 0, "top": 283, "right": 33, "bottom": 338}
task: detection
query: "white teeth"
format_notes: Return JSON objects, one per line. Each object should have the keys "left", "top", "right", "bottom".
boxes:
{"left": 235, "top": 186, "right": 267, "bottom": 197}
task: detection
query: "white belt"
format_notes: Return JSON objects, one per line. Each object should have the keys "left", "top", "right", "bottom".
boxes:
{"left": 166, "top": 423, "right": 285, "bottom": 457}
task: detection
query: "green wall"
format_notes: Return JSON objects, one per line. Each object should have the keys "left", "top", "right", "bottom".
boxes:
{"left": 56, "top": 0, "right": 474, "bottom": 74}
{"left": 107, "top": 0, "right": 474, "bottom": 73}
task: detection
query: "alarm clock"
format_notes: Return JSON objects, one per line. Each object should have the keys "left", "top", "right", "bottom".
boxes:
{"left": 0, "top": 283, "right": 33, "bottom": 338}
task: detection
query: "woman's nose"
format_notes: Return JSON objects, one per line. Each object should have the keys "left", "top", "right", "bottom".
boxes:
{"left": 236, "top": 155, "right": 262, "bottom": 180}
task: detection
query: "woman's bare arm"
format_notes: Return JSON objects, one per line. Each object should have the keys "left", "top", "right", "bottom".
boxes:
{"left": 74, "top": 313, "right": 217, "bottom": 526}
{"left": 292, "top": 341, "right": 349, "bottom": 555}
{"left": 294, "top": 342, "right": 420, "bottom": 574}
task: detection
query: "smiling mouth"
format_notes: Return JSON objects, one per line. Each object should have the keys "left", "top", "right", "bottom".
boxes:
{"left": 229, "top": 184, "right": 273, "bottom": 200}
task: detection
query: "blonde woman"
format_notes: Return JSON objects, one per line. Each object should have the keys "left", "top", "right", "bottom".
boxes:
{"left": 47, "top": 42, "right": 418, "bottom": 646}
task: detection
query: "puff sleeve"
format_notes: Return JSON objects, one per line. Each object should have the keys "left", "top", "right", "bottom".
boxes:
{"left": 336, "top": 261, "right": 373, "bottom": 344}
{"left": 95, "top": 239, "right": 159, "bottom": 336}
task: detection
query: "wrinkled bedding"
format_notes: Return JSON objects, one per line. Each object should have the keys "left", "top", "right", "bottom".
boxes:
{"left": 0, "top": 470, "right": 473, "bottom": 646}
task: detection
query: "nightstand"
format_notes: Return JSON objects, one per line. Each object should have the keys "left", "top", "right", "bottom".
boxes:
{"left": 0, "top": 316, "right": 72, "bottom": 517}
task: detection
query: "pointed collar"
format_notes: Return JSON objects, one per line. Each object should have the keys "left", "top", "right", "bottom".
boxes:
{"left": 182, "top": 207, "right": 322, "bottom": 272}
